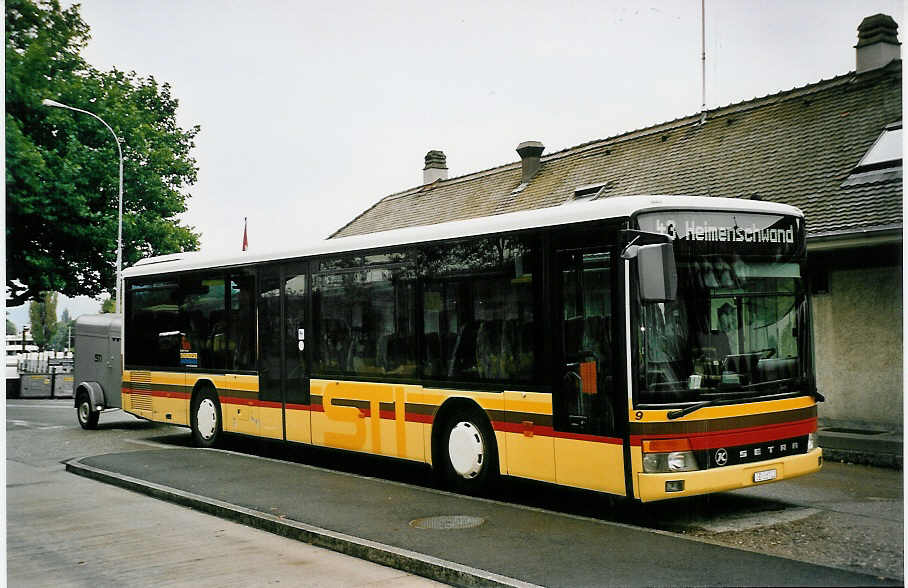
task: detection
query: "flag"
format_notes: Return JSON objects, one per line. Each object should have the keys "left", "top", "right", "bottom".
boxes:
{"left": 242, "top": 217, "right": 248, "bottom": 251}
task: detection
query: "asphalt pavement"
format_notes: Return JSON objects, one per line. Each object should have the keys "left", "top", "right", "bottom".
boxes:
{"left": 68, "top": 445, "right": 897, "bottom": 587}
{"left": 8, "top": 400, "right": 903, "bottom": 587}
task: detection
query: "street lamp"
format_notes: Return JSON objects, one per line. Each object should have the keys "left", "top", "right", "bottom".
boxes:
{"left": 42, "top": 98, "right": 124, "bottom": 314}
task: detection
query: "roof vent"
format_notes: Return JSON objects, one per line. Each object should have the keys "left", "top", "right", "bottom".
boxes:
{"left": 516, "top": 141, "right": 545, "bottom": 184}
{"left": 423, "top": 150, "right": 448, "bottom": 184}
{"left": 855, "top": 14, "right": 900, "bottom": 74}
{"left": 568, "top": 182, "right": 609, "bottom": 204}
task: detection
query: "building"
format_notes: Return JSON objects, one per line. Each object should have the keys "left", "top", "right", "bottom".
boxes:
{"left": 332, "top": 15, "right": 902, "bottom": 434}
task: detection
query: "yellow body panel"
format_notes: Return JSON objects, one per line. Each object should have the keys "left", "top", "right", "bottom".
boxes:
{"left": 224, "top": 401, "right": 259, "bottom": 436}
{"left": 503, "top": 391, "right": 555, "bottom": 482}
{"left": 554, "top": 438, "right": 625, "bottom": 495}
{"left": 259, "top": 406, "right": 283, "bottom": 440}
{"left": 120, "top": 369, "right": 820, "bottom": 501}
{"left": 633, "top": 395, "right": 816, "bottom": 423}
{"left": 285, "top": 408, "right": 312, "bottom": 444}
{"left": 311, "top": 379, "right": 425, "bottom": 461}
{"left": 152, "top": 395, "right": 189, "bottom": 426}
{"left": 635, "top": 448, "right": 823, "bottom": 502}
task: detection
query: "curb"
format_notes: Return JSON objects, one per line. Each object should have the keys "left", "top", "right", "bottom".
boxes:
{"left": 65, "top": 457, "right": 538, "bottom": 588}
{"left": 820, "top": 448, "right": 902, "bottom": 469}
{"left": 817, "top": 431, "right": 903, "bottom": 470}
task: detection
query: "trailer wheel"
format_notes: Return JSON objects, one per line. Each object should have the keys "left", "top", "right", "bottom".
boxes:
{"left": 191, "top": 387, "right": 222, "bottom": 448}
{"left": 76, "top": 391, "right": 99, "bottom": 430}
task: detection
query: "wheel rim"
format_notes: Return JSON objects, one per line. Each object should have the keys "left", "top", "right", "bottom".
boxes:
{"left": 448, "top": 421, "right": 484, "bottom": 479}
{"left": 78, "top": 401, "right": 90, "bottom": 423}
{"left": 197, "top": 398, "right": 218, "bottom": 440}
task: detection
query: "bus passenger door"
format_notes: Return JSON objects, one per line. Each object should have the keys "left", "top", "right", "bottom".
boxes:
{"left": 258, "top": 264, "right": 311, "bottom": 443}
{"left": 257, "top": 267, "right": 283, "bottom": 439}
{"left": 282, "top": 265, "right": 310, "bottom": 443}
{"left": 553, "top": 249, "right": 625, "bottom": 495}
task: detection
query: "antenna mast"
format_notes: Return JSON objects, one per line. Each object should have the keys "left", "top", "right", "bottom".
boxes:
{"left": 700, "top": 0, "right": 707, "bottom": 123}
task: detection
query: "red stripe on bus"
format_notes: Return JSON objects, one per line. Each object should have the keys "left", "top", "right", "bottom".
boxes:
{"left": 492, "top": 421, "right": 623, "bottom": 445}
{"left": 285, "top": 403, "right": 313, "bottom": 411}
{"left": 629, "top": 417, "right": 817, "bottom": 450}
{"left": 219, "top": 396, "right": 283, "bottom": 410}
{"left": 122, "top": 387, "right": 190, "bottom": 400}
{"left": 283, "top": 403, "right": 434, "bottom": 424}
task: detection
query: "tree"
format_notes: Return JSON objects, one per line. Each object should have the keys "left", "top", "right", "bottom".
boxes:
{"left": 28, "top": 291, "right": 57, "bottom": 350}
{"left": 6, "top": 316, "right": 18, "bottom": 335}
{"left": 6, "top": 0, "right": 201, "bottom": 307}
{"left": 100, "top": 297, "right": 115, "bottom": 313}
{"left": 49, "top": 307, "right": 74, "bottom": 351}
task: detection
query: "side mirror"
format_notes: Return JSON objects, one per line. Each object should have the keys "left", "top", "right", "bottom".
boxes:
{"left": 635, "top": 242, "right": 678, "bottom": 302}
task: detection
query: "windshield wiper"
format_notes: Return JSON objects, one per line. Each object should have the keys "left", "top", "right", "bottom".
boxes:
{"left": 666, "top": 390, "right": 756, "bottom": 420}
{"left": 667, "top": 400, "right": 717, "bottom": 420}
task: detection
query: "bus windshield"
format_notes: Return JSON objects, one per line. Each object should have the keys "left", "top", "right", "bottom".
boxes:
{"left": 634, "top": 211, "right": 809, "bottom": 405}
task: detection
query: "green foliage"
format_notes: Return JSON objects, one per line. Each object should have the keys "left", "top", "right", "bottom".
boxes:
{"left": 6, "top": 317, "right": 18, "bottom": 335}
{"left": 100, "top": 297, "right": 115, "bottom": 313}
{"left": 28, "top": 291, "right": 57, "bottom": 350}
{"left": 6, "top": 0, "right": 201, "bottom": 307}
{"left": 49, "top": 307, "right": 74, "bottom": 351}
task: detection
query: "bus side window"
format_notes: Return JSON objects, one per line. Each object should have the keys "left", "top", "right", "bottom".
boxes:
{"left": 229, "top": 273, "right": 255, "bottom": 371}
{"left": 419, "top": 237, "right": 538, "bottom": 384}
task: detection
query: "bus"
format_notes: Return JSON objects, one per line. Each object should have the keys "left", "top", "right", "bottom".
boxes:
{"left": 116, "top": 195, "right": 823, "bottom": 502}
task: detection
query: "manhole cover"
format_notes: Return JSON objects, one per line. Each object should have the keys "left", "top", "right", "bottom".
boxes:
{"left": 409, "top": 515, "right": 486, "bottom": 530}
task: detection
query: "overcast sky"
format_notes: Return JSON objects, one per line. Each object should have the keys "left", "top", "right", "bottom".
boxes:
{"left": 8, "top": 0, "right": 903, "bottom": 328}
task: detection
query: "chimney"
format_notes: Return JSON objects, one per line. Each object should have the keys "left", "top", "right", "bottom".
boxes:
{"left": 855, "top": 14, "right": 900, "bottom": 74}
{"left": 423, "top": 150, "right": 448, "bottom": 184}
{"left": 516, "top": 140, "right": 545, "bottom": 184}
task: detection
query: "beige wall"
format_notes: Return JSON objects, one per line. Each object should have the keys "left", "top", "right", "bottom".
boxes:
{"left": 812, "top": 264, "right": 903, "bottom": 430}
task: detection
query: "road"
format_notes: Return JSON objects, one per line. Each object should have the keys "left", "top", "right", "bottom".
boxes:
{"left": 6, "top": 400, "right": 903, "bottom": 584}
{"left": 6, "top": 400, "right": 441, "bottom": 587}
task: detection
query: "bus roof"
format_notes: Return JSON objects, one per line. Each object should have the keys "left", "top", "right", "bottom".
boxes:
{"left": 125, "top": 195, "right": 802, "bottom": 278}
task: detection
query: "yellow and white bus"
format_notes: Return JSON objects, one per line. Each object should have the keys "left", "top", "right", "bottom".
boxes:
{"left": 119, "top": 195, "right": 823, "bottom": 502}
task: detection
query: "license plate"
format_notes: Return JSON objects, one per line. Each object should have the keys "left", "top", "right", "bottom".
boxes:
{"left": 753, "top": 469, "right": 777, "bottom": 483}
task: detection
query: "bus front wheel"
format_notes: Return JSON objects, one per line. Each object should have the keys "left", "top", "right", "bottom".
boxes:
{"left": 438, "top": 407, "right": 498, "bottom": 495}
{"left": 76, "top": 392, "right": 99, "bottom": 430}
{"left": 191, "top": 388, "right": 222, "bottom": 448}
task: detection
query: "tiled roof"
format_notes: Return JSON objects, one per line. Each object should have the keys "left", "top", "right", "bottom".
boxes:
{"left": 331, "top": 61, "right": 902, "bottom": 240}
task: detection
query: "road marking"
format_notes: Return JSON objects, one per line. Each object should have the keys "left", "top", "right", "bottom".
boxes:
{"left": 8, "top": 419, "right": 57, "bottom": 428}
{"left": 126, "top": 439, "right": 180, "bottom": 450}
{"left": 7, "top": 404, "right": 74, "bottom": 409}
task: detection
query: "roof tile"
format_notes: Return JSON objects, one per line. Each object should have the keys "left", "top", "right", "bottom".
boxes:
{"left": 332, "top": 63, "right": 902, "bottom": 240}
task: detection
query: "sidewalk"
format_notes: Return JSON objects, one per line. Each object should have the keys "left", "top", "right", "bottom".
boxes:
{"left": 8, "top": 458, "right": 439, "bottom": 587}
{"left": 818, "top": 427, "right": 903, "bottom": 469}
{"left": 67, "top": 447, "right": 897, "bottom": 587}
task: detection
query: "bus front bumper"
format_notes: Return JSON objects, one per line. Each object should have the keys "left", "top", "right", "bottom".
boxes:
{"left": 637, "top": 448, "right": 823, "bottom": 502}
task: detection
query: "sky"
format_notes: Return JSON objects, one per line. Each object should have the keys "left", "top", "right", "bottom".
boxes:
{"left": 6, "top": 0, "right": 904, "bottom": 328}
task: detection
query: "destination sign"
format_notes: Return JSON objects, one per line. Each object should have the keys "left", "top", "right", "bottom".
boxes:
{"left": 636, "top": 211, "right": 802, "bottom": 255}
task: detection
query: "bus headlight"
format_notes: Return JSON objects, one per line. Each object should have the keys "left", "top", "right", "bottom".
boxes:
{"left": 668, "top": 451, "right": 698, "bottom": 471}
{"left": 807, "top": 432, "right": 818, "bottom": 451}
{"left": 642, "top": 439, "right": 700, "bottom": 473}
{"left": 642, "top": 451, "right": 699, "bottom": 473}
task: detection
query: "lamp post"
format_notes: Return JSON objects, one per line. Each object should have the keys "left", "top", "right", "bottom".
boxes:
{"left": 42, "top": 98, "right": 124, "bottom": 314}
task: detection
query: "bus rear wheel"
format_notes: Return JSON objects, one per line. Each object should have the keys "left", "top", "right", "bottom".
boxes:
{"left": 191, "top": 388, "right": 222, "bottom": 448}
{"left": 438, "top": 407, "right": 498, "bottom": 495}
{"left": 76, "top": 392, "right": 99, "bottom": 430}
